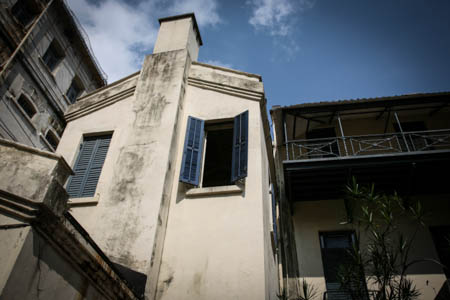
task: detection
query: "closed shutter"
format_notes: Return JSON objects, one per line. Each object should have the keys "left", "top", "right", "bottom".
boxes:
{"left": 231, "top": 110, "right": 249, "bottom": 182}
{"left": 66, "top": 135, "right": 112, "bottom": 198}
{"left": 179, "top": 116, "right": 204, "bottom": 186}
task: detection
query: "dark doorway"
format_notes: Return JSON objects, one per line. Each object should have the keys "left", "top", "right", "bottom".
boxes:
{"left": 320, "top": 231, "right": 367, "bottom": 300}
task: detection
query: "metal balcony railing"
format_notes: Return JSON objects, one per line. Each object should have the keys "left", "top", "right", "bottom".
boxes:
{"left": 285, "top": 129, "right": 450, "bottom": 161}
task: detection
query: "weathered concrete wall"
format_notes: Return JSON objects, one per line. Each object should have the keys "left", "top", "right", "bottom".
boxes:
{"left": 153, "top": 16, "right": 200, "bottom": 61}
{"left": 57, "top": 48, "right": 192, "bottom": 299}
{"left": 0, "top": 138, "right": 138, "bottom": 300}
{"left": 0, "top": 215, "right": 31, "bottom": 294}
{"left": 0, "top": 138, "right": 71, "bottom": 206}
{"left": 1, "top": 229, "right": 107, "bottom": 300}
{"left": 0, "top": 138, "right": 72, "bottom": 294}
{"left": 155, "top": 62, "right": 277, "bottom": 300}
{"left": 292, "top": 195, "right": 449, "bottom": 300}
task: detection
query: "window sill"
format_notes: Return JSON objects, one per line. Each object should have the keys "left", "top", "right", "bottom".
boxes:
{"left": 186, "top": 185, "right": 243, "bottom": 197}
{"left": 68, "top": 195, "right": 99, "bottom": 207}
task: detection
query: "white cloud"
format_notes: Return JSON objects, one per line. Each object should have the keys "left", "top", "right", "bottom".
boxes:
{"left": 167, "top": 0, "right": 221, "bottom": 27}
{"left": 248, "top": 0, "right": 314, "bottom": 36}
{"left": 202, "top": 59, "right": 233, "bottom": 69}
{"left": 66, "top": 0, "right": 221, "bottom": 83}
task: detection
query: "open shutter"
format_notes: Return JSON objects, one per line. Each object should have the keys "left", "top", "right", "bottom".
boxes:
{"left": 179, "top": 116, "right": 204, "bottom": 186}
{"left": 231, "top": 110, "right": 248, "bottom": 182}
{"left": 66, "top": 135, "right": 111, "bottom": 198}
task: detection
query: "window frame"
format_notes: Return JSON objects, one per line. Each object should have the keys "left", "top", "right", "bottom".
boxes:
{"left": 44, "top": 128, "right": 60, "bottom": 151}
{"left": 179, "top": 111, "right": 249, "bottom": 188}
{"left": 14, "top": 93, "right": 38, "bottom": 121}
{"left": 42, "top": 40, "right": 64, "bottom": 73}
{"left": 201, "top": 120, "right": 234, "bottom": 188}
{"left": 66, "top": 76, "right": 84, "bottom": 104}
{"left": 11, "top": 0, "right": 40, "bottom": 28}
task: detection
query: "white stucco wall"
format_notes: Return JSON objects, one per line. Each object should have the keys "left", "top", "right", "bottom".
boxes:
{"left": 155, "top": 63, "right": 277, "bottom": 300}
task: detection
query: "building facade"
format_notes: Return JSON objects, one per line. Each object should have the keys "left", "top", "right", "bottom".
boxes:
{"left": 0, "top": 0, "right": 105, "bottom": 151}
{"left": 271, "top": 93, "right": 450, "bottom": 299}
{"left": 1, "top": 13, "right": 279, "bottom": 300}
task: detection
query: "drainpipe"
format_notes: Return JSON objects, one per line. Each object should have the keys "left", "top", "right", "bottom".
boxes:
{"left": 394, "top": 111, "right": 410, "bottom": 152}
{"left": 283, "top": 112, "right": 289, "bottom": 160}
{"left": 0, "top": 0, "right": 55, "bottom": 80}
{"left": 337, "top": 113, "right": 348, "bottom": 156}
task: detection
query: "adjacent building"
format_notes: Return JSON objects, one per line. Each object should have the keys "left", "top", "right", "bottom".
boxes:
{"left": 0, "top": 0, "right": 106, "bottom": 151}
{"left": 271, "top": 93, "right": 450, "bottom": 299}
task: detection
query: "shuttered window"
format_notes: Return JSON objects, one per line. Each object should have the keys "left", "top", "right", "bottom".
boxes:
{"left": 179, "top": 117, "right": 204, "bottom": 186}
{"left": 66, "top": 134, "right": 112, "bottom": 198}
{"left": 179, "top": 111, "right": 249, "bottom": 187}
{"left": 231, "top": 110, "right": 248, "bottom": 182}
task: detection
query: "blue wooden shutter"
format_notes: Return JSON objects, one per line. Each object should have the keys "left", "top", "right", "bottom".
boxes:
{"left": 66, "top": 135, "right": 112, "bottom": 198}
{"left": 231, "top": 110, "right": 249, "bottom": 182}
{"left": 179, "top": 116, "right": 204, "bottom": 186}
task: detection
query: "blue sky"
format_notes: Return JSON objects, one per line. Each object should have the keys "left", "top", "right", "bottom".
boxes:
{"left": 67, "top": 0, "right": 450, "bottom": 109}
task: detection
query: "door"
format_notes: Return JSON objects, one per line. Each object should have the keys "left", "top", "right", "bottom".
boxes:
{"left": 320, "top": 231, "right": 367, "bottom": 300}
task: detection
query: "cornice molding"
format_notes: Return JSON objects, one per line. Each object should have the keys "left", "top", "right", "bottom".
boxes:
{"left": 65, "top": 85, "right": 135, "bottom": 122}
{"left": 187, "top": 77, "right": 264, "bottom": 102}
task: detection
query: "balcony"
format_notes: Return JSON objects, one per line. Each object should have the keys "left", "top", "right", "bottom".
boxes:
{"left": 285, "top": 129, "right": 450, "bottom": 161}
{"left": 282, "top": 129, "right": 450, "bottom": 201}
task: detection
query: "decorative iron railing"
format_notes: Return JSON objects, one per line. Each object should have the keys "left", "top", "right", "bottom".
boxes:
{"left": 285, "top": 129, "right": 450, "bottom": 161}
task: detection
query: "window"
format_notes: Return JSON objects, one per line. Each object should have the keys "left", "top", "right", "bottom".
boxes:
{"left": 42, "top": 40, "right": 64, "bottom": 72}
{"left": 320, "top": 231, "right": 367, "bottom": 299}
{"left": 179, "top": 111, "right": 248, "bottom": 187}
{"left": 45, "top": 129, "right": 59, "bottom": 151}
{"left": 17, "top": 94, "right": 37, "bottom": 119}
{"left": 66, "top": 77, "right": 83, "bottom": 104}
{"left": 66, "top": 134, "right": 112, "bottom": 198}
{"left": 11, "top": 0, "right": 39, "bottom": 27}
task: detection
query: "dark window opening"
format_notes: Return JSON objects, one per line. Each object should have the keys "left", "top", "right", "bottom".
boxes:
{"left": 66, "top": 77, "right": 83, "bottom": 103}
{"left": 202, "top": 124, "right": 233, "bottom": 187}
{"left": 17, "top": 95, "right": 36, "bottom": 119}
{"left": 42, "top": 41, "right": 64, "bottom": 71}
{"left": 320, "top": 231, "right": 367, "bottom": 299}
{"left": 11, "top": 0, "right": 40, "bottom": 27}
{"left": 430, "top": 226, "right": 450, "bottom": 278}
{"left": 45, "top": 130, "right": 59, "bottom": 150}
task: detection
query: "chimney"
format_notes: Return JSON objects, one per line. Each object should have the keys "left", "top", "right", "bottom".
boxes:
{"left": 153, "top": 13, "right": 203, "bottom": 61}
